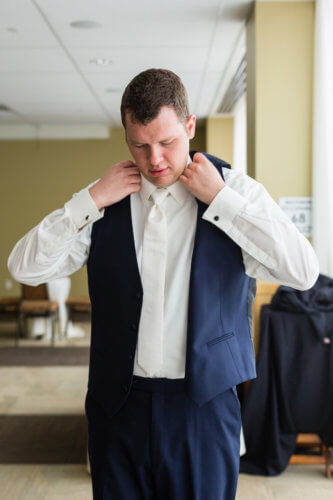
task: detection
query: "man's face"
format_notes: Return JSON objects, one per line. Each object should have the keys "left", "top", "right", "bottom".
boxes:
{"left": 125, "top": 106, "right": 196, "bottom": 187}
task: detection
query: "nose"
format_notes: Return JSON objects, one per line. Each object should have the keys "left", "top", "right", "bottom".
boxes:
{"left": 149, "top": 145, "right": 163, "bottom": 167}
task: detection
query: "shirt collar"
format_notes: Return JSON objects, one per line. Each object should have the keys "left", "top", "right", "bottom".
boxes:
{"left": 139, "top": 155, "right": 192, "bottom": 206}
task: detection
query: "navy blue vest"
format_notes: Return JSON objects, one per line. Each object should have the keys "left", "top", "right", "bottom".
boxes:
{"left": 87, "top": 152, "right": 257, "bottom": 417}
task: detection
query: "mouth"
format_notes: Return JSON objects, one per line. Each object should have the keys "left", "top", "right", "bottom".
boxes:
{"left": 150, "top": 167, "right": 168, "bottom": 177}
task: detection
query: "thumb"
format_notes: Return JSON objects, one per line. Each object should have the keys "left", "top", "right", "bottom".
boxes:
{"left": 193, "top": 152, "right": 207, "bottom": 164}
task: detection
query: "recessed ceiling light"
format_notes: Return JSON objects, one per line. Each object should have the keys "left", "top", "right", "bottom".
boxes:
{"left": 7, "top": 27, "right": 18, "bottom": 33}
{"left": 89, "top": 58, "right": 113, "bottom": 66}
{"left": 70, "top": 20, "right": 102, "bottom": 29}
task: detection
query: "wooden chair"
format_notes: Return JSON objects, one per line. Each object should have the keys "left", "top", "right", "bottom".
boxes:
{"left": 65, "top": 296, "right": 91, "bottom": 336}
{"left": 252, "top": 281, "right": 279, "bottom": 353}
{"left": 0, "top": 297, "right": 22, "bottom": 345}
{"left": 253, "top": 281, "right": 332, "bottom": 478}
{"left": 290, "top": 433, "right": 331, "bottom": 478}
{"left": 19, "top": 284, "right": 59, "bottom": 346}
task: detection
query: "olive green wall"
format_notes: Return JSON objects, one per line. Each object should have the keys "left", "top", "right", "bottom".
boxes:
{"left": 247, "top": 1, "right": 314, "bottom": 201}
{"left": 1, "top": 124, "right": 206, "bottom": 298}
{"left": 191, "top": 121, "right": 206, "bottom": 153}
{"left": 206, "top": 117, "right": 234, "bottom": 165}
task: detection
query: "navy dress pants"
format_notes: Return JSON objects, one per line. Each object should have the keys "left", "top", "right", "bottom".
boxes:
{"left": 85, "top": 377, "right": 241, "bottom": 500}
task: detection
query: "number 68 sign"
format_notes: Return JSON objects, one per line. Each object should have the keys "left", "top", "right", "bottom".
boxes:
{"left": 278, "top": 197, "right": 312, "bottom": 237}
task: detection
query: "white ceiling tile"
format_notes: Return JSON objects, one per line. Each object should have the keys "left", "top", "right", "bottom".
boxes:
{"left": 0, "top": 74, "right": 97, "bottom": 103}
{"left": 0, "top": 0, "right": 252, "bottom": 132}
{"left": 194, "top": 72, "right": 224, "bottom": 116}
{"left": 22, "top": 112, "right": 108, "bottom": 125}
{"left": 0, "top": 48, "right": 76, "bottom": 73}
{"left": 206, "top": 44, "right": 236, "bottom": 74}
{"left": 0, "top": 112, "right": 26, "bottom": 124}
{"left": 34, "top": 0, "right": 220, "bottom": 48}
{"left": 0, "top": 0, "right": 58, "bottom": 47}
{"left": 9, "top": 101, "right": 107, "bottom": 123}
{"left": 68, "top": 46, "right": 208, "bottom": 74}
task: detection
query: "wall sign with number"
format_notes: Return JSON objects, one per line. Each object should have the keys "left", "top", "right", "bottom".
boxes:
{"left": 278, "top": 197, "right": 312, "bottom": 237}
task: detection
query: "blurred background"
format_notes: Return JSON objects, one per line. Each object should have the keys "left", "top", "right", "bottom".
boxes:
{"left": 0, "top": 0, "right": 332, "bottom": 498}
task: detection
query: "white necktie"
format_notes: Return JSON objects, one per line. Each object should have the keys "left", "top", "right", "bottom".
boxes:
{"left": 138, "top": 188, "right": 169, "bottom": 376}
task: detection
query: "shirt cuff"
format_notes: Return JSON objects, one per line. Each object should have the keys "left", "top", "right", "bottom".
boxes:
{"left": 202, "top": 185, "right": 248, "bottom": 232}
{"left": 65, "top": 188, "right": 104, "bottom": 229}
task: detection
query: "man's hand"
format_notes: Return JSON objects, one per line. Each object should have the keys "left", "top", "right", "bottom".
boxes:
{"left": 179, "top": 153, "right": 225, "bottom": 205}
{"left": 89, "top": 160, "right": 141, "bottom": 210}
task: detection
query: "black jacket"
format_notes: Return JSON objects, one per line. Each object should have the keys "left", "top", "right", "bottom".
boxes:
{"left": 240, "top": 273, "right": 333, "bottom": 475}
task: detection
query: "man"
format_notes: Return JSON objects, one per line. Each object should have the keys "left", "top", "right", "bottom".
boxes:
{"left": 8, "top": 69, "right": 319, "bottom": 499}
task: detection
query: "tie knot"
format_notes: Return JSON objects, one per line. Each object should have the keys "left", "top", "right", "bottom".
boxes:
{"left": 150, "top": 188, "right": 169, "bottom": 206}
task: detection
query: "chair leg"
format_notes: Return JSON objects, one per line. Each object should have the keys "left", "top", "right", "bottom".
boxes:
{"left": 64, "top": 306, "right": 70, "bottom": 339}
{"left": 51, "top": 314, "right": 55, "bottom": 347}
{"left": 16, "top": 312, "right": 25, "bottom": 347}
{"left": 15, "top": 320, "right": 20, "bottom": 347}
{"left": 57, "top": 309, "right": 61, "bottom": 341}
{"left": 15, "top": 328, "right": 19, "bottom": 347}
{"left": 325, "top": 446, "right": 332, "bottom": 478}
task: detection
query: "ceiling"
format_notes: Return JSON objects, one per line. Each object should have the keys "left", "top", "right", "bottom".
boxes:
{"left": 0, "top": 0, "right": 253, "bottom": 138}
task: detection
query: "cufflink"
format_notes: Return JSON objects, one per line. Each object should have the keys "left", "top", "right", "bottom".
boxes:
{"left": 214, "top": 215, "right": 219, "bottom": 221}
{"left": 85, "top": 215, "right": 89, "bottom": 221}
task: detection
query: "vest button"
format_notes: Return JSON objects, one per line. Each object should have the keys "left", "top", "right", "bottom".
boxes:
{"left": 214, "top": 215, "right": 219, "bottom": 221}
{"left": 128, "top": 353, "right": 134, "bottom": 360}
{"left": 131, "top": 323, "right": 137, "bottom": 330}
{"left": 123, "top": 385, "right": 129, "bottom": 392}
{"left": 136, "top": 292, "right": 142, "bottom": 299}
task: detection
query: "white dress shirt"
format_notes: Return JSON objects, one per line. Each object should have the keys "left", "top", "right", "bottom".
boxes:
{"left": 8, "top": 161, "right": 319, "bottom": 378}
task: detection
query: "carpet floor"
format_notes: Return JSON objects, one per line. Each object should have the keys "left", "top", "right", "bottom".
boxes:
{"left": 0, "top": 415, "right": 87, "bottom": 464}
{"left": 0, "top": 347, "right": 90, "bottom": 366}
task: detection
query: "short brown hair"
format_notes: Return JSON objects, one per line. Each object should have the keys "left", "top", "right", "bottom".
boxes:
{"left": 120, "top": 68, "right": 189, "bottom": 127}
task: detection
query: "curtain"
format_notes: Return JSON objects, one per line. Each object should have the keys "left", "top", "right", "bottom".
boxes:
{"left": 312, "top": 0, "right": 333, "bottom": 277}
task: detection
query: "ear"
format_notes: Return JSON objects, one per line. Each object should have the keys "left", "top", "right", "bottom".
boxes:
{"left": 186, "top": 114, "right": 196, "bottom": 139}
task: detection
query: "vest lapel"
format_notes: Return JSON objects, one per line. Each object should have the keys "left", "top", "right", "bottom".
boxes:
{"left": 104, "top": 195, "right": 142, "bottom": 291}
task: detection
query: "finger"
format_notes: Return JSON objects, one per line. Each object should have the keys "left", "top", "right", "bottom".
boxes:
{"left": 191, "top": 159, "right": 202, "bottom": 168}
{"left": 187, "top": 161, "right": 200, "bottom": 172}
{"left": 193, "top": 152, "right": 206, "bottom": 163}
{"left": 182, "top": 167, "right": 193, "bottom": 177}
{"left": 126, "top": 167, "right": 141, "bottom": 175}
{"left": 130, "top": 176, "right": 141, "bottom": 184}
{"left": 122, "top": 160, "right": 137, "bottom": 168}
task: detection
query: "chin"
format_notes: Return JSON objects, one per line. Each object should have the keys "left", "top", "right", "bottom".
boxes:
{"left": 148, "top": 172, "right": 172, "bottom": 187}
{"left": 151, "top": 178, "right": 169, "bottom": 187}
{"left": 154, "top": 177, "right": 177, "bottom": 188}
